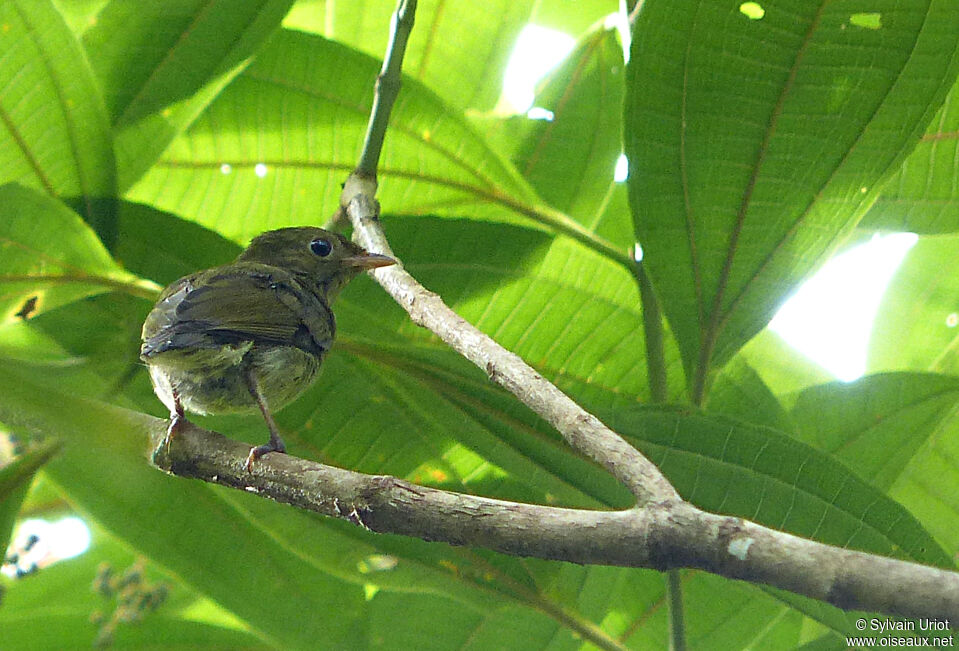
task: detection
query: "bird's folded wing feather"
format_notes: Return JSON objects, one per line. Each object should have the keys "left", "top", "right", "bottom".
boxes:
{"left": 141, "top": 265, "right": 333, "bottom": 358}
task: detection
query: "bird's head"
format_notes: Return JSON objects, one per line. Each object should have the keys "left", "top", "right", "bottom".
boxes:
{"left": 238, "top": 227, "right": 395, "bottom": 299}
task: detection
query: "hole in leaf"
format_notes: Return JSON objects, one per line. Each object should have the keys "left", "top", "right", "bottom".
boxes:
{"left": 357, "top": 555, "right": 398, "bottom": 574}
{"left": 526, "top": 107, "right": 554, "bottom": 121}
{"left": 633, "top": 242, "right": 644, "bottom": 262}
{"left": 850, "top": 12, "right": 881, "bottom": 29}
{"left": 14, "top": 295, "right": 39, "bottom": 320}
{"left": 614, "top": 154, "right": 629, "bottom": 182}
{"left": 739, "top": 2, "right": 765, "bottom": 20}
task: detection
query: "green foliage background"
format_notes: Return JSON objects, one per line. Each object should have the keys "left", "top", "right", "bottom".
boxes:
{"left": 1, "top": 0, "right": 958, "bottom": 648}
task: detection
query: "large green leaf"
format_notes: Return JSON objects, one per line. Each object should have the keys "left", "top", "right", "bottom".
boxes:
{"left": 609, "top": 571, "right": 806, "bottom": 648}
{"left": 1, "top": 615, "right": 269, "bottom": 650}
{"left": 83, "top": 0, "right": 295, "bottom": 192}
{"left": 606, "top": 407, "right": 952, "bottom": 569}
{"left": 83, "top": 0, "right": 295, "bottom": 126}
{"left": 0, "top": 320, "right": 81, "bottom": 366}
{"left": 114, "top": 201, "right": 242, "bottom": 286}
{"left": 862, "top": 77, "right": 959, "bottom": 233}
{"left": 889, "top": 412, "right": 959, "bottom": 558}
{"left": 0, "top": 0, "right": 115, "bottom": 229}
{"left": 868, "top": 234, "right": 959, "bottom": 374}
{"left": 287, "top": 0, "right": 530, "bottom": 113}
{"left": 707, "top": 357, "right": 795, "bottom": 434}
{"left": 788, "top": 373, "right": 959, "bottom": 569}
{"left": 681, "top": 574, "right": 803, "bottom": 649}
{"left": 125, "top": 29, "right": 528, "bottom": 241}
{"left": 112, "top": 68, "right": 245, "bottom": 193}
{"left": 512, "top": 25, "right": 633, "bottom": 250}
{"left": 0, "top": 184, "right": 156, "bottom": 327}
{"left": 791, "top": 373, "right": 959, "bottom": 490}
{"left": 125, "top": 29, "right": 620, "bottom": 263}
{"left": 624, "top": 0, "right": 959, "bottom": 391}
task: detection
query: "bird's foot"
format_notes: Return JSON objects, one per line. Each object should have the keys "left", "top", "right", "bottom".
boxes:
{"left": 244, "top": 438, "right": 286, "bottom": 472}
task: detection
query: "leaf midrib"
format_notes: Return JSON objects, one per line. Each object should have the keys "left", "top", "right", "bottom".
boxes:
{"left": 114, "top": 0, "right": 218, "bottom": 126}
{"left": 153, "top": 157, "right": 631, "bottom": 265}
{"left": 11, "top": 0, "right": 96, "bottom": 217}
{"left": 692, "top": 1, "right": 828, "bottom": 398}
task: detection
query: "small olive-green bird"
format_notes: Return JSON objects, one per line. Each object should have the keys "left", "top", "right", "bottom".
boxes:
{"left": 141, "top": 227, "right": 395, "bottom": 469}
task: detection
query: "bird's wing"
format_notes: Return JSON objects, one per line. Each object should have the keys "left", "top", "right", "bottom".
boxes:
{"left": 141, "top": 265, "right": 334, "bottom": 359}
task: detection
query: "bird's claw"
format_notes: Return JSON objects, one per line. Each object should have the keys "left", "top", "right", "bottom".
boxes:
{"left": 161, "top": 412, "right": 185, "bottom": 455}
{"left": 244, "top": 440, "right": 286, "bottom": 472}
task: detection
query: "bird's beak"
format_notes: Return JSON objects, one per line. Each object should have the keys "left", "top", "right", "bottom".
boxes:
{"left": 342, "top": 251, "right": 397, "bottom": 270}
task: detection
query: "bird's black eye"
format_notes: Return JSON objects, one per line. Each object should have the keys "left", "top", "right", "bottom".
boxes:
{"left": 309, "top": 238, "right": 332, "bottom": 257}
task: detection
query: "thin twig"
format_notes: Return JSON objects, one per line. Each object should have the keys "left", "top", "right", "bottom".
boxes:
{"left": 632, "top": 260, "right": 669, "bottom": 403}
{"left": 325, "top": 0, "right": 413, "bottom": 233}
{"left": 665, "top": 569, "right": 687, "bottom": 651}
{"left": 355, "top": 0, "right": 416, "bottom": 178}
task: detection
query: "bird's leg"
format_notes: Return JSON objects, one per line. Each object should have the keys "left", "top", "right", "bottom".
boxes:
{"left": 163, "top": 390, "right": 186, "bottom": 453}
{"left": 243, "top": 369, "right": 286, "bottom": 472}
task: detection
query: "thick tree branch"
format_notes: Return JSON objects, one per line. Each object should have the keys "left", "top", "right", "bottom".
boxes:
{"left": 151, "top": 421, "right": 959, "bottom": 622}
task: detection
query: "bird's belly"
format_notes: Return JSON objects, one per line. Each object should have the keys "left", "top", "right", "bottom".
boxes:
{"left": 147, "top": 343, "right": 320, "bottom": 415}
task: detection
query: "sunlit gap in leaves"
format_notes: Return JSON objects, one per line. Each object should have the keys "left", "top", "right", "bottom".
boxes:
{"left": 499, "top": 13, "right": 628, "bottom": 118}
{"left": 770, "top": 233, "right": 917, "bottom": 382}
{"left": 499, "top": 24, "right": 576, "bottom": 115}
{"left": 2, "top": 517, "right": 91, "bottom": 578}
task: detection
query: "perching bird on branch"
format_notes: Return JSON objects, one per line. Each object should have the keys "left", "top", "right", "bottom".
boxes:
{"left": 141, "top": 227, "right": 395, "bottom": 470}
